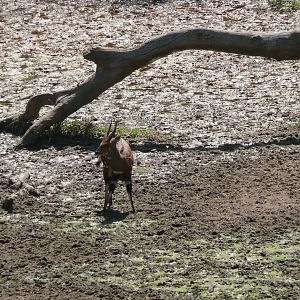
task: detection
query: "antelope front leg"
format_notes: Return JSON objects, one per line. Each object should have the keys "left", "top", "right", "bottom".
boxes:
{"left": 126, "top": 181, "right": 135, "bottom": 213}
{"left": 108, "top": 180, "right": 117, "bottom": 208}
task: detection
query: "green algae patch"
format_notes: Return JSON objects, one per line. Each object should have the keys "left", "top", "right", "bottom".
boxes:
{"left": 3, "top": 210, "right": 299, "bottom": 299}
{"left": 70, "top": 230, "right": 300, "bottom": 298}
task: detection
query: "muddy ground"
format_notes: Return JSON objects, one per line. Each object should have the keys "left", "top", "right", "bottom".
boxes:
{"left": 1, "top": 133, "right": 300, "bottom": 299}
{"left": 1, "top": 0, "right": 300, "bottom": 299}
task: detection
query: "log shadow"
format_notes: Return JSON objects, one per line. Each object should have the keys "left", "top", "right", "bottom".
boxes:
{"left": 132, "top": 135, "right": 300, "bottom": 153}
{"left": 8, "top": 132, "right": 300, "bottom": 154}
{"left": 15, "top": 134, "right": 101, "bottom": 152}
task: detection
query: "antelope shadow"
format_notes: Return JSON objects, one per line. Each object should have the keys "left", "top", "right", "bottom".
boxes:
{"left": 96, "top": 208, "right": 130, "bottom": 224}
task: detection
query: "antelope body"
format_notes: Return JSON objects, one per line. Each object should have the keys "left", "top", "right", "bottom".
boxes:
{"left": 97, "top": 122, "right": 135, "bottom": 213}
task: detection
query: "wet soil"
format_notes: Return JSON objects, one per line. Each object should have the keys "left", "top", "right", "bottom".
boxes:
{"left": 1, "top": 0, "right": 300, "bottom": 299}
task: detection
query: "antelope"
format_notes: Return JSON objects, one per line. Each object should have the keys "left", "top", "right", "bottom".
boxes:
{"left": 97, "top": 122, "right": 135, "bottom": 213}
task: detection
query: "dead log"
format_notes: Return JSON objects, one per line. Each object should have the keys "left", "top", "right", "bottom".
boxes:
{"left": 1, "top": 28, "right": 299, "bottom": 148}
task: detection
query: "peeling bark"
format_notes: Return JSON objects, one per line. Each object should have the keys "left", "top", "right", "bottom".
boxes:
{"left": 1, "top": 28, "right": 299, "bottom": 148}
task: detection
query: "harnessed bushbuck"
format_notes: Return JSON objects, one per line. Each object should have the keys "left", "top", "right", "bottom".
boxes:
{"left": 97, "top": 122, "right": 135, "bottom": 213}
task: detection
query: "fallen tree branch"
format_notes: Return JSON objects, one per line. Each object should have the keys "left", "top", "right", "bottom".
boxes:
{"left": 1, "top": 28, "right": 299, "bottom": 148}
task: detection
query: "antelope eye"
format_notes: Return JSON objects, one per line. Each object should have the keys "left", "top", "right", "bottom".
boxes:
{"left": 99, "top": 145, "right": 109, "bottom": 153}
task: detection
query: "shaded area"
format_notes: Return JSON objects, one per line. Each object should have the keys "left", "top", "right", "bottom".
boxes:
{"left": 132, "top": 134, "right": 300, "bottom": 153}
{"left": 97, "top": 208, "right": 130, "bottom": 224}
{"left": 18, "top": 130, "right": 300, "bottom": 154}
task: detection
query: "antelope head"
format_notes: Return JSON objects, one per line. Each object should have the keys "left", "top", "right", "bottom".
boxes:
{"left": 98, "top": 121, "right": 121, "bottom": 157}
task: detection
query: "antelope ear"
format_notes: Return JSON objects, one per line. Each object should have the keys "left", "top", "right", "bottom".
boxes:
{"left": 107, "top": 132, "right": 115, "bottom": 141}
{"left": 111, "top": 135, "right": 121, "bottom": 144}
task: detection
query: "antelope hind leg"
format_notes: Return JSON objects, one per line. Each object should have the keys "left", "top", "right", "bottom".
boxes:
{"left": 103, "top": 182, "right": 109, "bottom": 213}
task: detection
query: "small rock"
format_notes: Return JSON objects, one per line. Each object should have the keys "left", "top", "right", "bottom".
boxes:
{"left": 1, "top": 196, "right": 14, "bottom": 213}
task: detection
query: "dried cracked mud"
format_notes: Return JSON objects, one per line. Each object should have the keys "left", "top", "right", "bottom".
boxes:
{"left": 1, "top": 0, "right": 300, "bottom": 299}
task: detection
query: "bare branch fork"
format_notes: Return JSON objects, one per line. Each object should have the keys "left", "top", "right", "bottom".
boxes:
{"left": 1, "top": 28, "right": 299, "bottom": 148}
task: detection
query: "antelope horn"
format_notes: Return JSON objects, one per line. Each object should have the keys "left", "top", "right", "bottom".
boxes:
{"left": 106, "top": 121, "right": 112, "bottom": 136}
{"left": 112, "top": 121, "right": 118, "bottom": 134}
